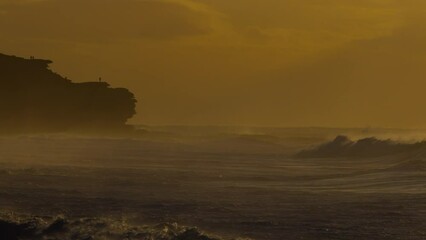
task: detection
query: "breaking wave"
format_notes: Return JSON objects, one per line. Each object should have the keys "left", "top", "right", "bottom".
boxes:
{"left": 0, "top": 214, "right": 248, "bottom": 240}
{"left": 296, "top": 135, "right": 426, "bottom": 158}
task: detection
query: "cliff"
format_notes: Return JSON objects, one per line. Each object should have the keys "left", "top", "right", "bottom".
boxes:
{"left": 0, "top": 53, "right": 137, "bottom": 133}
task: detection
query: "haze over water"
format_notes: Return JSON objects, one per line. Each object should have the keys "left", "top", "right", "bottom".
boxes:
{"left": 1, "top": 1, "right": 426, "bottom": 240}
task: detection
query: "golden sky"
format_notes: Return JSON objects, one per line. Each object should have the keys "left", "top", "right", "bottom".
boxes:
{"left": 1, "top": 0, "right": 426, "bottom": 127}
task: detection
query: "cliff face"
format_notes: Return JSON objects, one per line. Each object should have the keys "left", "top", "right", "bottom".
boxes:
{"left": 0, "top": 53, "right": 137, "bottom": 133}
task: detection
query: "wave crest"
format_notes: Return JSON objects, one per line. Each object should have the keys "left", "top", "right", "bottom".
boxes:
{"left": 296, "top": 135, "right": 426, "bottom": 158}
{"left": 0, "top": 214, "right": 242, "bottom": 240}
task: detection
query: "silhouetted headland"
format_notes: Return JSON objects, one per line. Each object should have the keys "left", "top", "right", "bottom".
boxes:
{"left": 0, "top": 53, "right": 136, "bottom": 134}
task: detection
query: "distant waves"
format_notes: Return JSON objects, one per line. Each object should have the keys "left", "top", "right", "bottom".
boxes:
{"left": 296, "top": 135, "right": 426, "bottom": 158}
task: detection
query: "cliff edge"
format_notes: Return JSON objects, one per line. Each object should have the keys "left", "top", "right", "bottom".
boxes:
{"left": 0, "top": 53, "right": 137, "bottom": 133}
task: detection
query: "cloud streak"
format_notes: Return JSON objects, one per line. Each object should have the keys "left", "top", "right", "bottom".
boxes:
{"left": 0, "top": 0, "right": 212, "bottom": 41}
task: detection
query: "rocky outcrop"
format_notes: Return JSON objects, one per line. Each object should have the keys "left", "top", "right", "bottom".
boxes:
{"left": 0, "top": 53, "right": 136, "bottom": 133}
